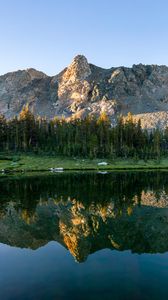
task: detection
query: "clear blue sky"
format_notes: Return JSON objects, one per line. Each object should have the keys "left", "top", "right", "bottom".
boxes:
{"left": 0, "top": 0, "right": 168, "bottom": 75}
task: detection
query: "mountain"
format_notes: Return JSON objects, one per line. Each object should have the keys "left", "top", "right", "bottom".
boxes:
{"left": 1, "top": 55, "right": 168, "bottom": 128}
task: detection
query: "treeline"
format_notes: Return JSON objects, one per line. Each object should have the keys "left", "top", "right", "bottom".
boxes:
{"left": 0, "top": 105, "right": 168, "bottom": 159}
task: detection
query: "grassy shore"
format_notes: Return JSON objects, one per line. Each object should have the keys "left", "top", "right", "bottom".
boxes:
{"left": 1, "top": 155, "right": 168, "bottom": 173}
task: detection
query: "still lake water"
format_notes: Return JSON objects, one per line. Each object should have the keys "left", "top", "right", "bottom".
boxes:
{"left": 0, "top": 171, "right": 168, "bottom": 300}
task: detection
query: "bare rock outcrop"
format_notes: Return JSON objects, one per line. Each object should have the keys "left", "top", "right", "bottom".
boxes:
{"left": 1, "top": 55, "right": 168, "bottom": 128}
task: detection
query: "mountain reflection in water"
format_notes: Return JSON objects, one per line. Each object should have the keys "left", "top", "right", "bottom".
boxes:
{"left": 0, "top": 171, "right": 168, "bottom": 263}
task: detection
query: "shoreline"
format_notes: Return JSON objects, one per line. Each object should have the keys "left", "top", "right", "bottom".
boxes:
{"left": 1, "top": 155, "right": 168, "bottom": 175}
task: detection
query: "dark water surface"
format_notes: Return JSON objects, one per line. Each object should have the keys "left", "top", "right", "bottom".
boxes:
{"left": 0, "top": 171, "right": 168, "bottom": 300}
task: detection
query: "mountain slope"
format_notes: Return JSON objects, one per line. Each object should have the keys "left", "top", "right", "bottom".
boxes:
{"left": 1, "top": 55, "right": 168, "bottom": 128}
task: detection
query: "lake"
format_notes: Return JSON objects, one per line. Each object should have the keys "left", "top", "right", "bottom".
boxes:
{"left": 0, "top": 171, "right": 168, "bottom": 300}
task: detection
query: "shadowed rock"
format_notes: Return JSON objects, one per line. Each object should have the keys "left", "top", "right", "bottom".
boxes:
{"left": 2, "top": 56, "right": 168, "bottom": 128}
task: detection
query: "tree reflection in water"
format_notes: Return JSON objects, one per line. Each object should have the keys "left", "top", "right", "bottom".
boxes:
{"left": 0, "top": 171, "right": 168, "bottom": 262}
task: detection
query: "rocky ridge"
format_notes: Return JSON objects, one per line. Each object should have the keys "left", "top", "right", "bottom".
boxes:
{"left": 1, "top": 55, "right": 168, "bottom": 128}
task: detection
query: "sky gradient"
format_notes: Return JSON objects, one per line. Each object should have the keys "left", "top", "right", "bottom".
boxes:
{"left": 0, "top": 0, "right": 168, "bottom": 76}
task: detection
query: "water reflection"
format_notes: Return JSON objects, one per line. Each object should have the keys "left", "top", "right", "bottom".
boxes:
{"left": 0, "top": 172, "right": 168, "bottom": 262}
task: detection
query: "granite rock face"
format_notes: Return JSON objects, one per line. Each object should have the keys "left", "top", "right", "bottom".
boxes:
{"left": 1, "top": 55, "right": 168, "bottom": 128}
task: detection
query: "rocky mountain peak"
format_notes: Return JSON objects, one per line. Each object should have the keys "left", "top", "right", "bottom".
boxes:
{"left": 2, "top": 57, "right": 168, "bottom": 128}
{"left": 62, "top": 54, "right": 91, "bottom": 83}
{"left": 26, "top": 68, "right": 47, "bottom": 80}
